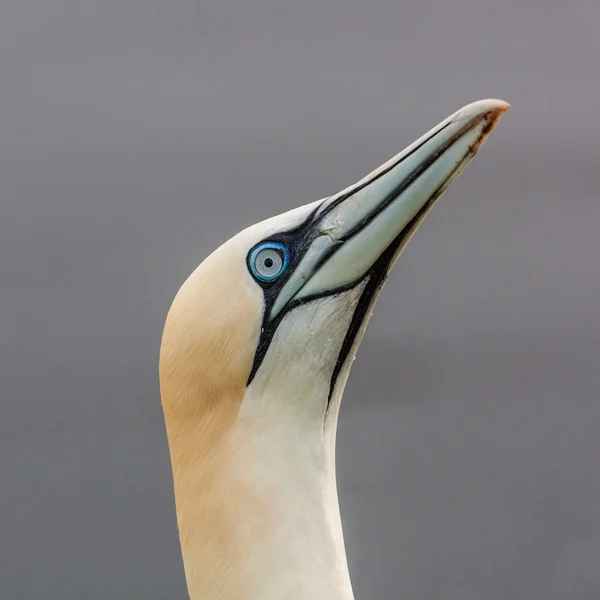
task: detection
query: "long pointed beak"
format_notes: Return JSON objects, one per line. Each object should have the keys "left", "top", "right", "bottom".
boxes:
{"left": 270, "top": 99, "right": 509, "bottom": 320}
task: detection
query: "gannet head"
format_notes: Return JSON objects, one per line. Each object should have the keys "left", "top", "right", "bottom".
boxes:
{"left": 159, "top": 99, "right": 509, "bottom": 600}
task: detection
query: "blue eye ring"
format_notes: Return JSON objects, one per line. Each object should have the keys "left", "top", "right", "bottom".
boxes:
{"left": 248, "top": 242, "right": 290, "bottom": 284}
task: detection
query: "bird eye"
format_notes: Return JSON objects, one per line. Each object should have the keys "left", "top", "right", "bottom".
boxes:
{"left": 249, "top": 242, "right": 290, "bottom": 283}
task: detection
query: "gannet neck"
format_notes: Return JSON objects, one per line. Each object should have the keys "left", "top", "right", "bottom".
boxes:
{"left": 165, "top": 388, "right": 355, "bottom": 600}
{"left": 161, "top": 271, "right": 362, "bottom": 600}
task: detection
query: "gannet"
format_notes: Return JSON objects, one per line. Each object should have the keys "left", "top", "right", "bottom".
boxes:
{"left": 159, "top": 99, "right": 509, "bottom": 600}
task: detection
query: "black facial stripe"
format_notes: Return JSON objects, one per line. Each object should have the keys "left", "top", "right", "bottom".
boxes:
{"left": 247, "top": 191, "right": 432, "bottom": 388}
{"left": 246, "top": 119, "right": 474, "bottom": 389}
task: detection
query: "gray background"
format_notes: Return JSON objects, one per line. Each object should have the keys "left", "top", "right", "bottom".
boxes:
{"left": 1, "top": 1, "right": 599, "bottom": 599}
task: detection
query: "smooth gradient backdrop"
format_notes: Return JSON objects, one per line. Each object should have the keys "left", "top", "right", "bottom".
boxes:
{"left": 1, "top": 1, "right": 599, "bottom": 598}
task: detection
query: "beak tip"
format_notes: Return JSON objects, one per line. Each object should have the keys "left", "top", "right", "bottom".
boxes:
{"left": 454, "top": 98, "right": 511, "bottom": 125}
{"left": 485, "top": 98, "right": 511, "bottom": 119}
{"left": 484, "top": 98, "right": 511, "bottom": 110}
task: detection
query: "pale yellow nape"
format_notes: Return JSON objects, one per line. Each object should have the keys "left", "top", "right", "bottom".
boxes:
{"left": 159, "top": 239, "right": 261, "bottom": 599}
{"left": 158, "top": 202, "right": 322, "bottom": 600}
